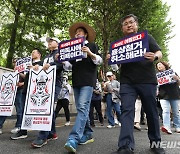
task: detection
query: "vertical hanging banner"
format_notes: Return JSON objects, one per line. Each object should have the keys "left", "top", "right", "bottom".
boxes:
{"left": 0, "top": 72, "right": 19, "bottom": 116}
{"left": 156, "top": 69, "right": 176, "bottom": 85}
{"left": 21, "top": 66, "right": 56, "bottom": 131}
{"left": 109, "top": 30, "right": 149, "bottom": 64}
{"left": 58, "top": 37, "right": 86, "bottom": 62}
{"left": 15, "top": 56, "right": 32, "bottom": 73}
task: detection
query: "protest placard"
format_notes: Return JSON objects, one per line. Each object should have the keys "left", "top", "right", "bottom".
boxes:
{"left": 0, "top": 72, "right": 18, "bottom": 116}
{"left": 109, "top": 30, "right": 149, "bottom": 64}
{"left": 156, "top": 69, "right": 176, "bottom": 85}
{"left": 21, "top": 66, "right": 56, "bottom": 131}
{"left": 15, "top": 56, "right": 32, "bottom": 73}
{"left": 58, "top": 37, "right": 87, "bottom": 62}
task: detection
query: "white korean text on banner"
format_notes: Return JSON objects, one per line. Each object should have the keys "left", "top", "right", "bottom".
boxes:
{"left": 21, "top": 66, "right": 56, "bottom": 131}
{"left": 109, "top": 30, "right": 149, "bottom": 65}
{"left": 15, "top": 56, "right": 32, "bottom": 73}
{"left": 58, "top": 37, "right": 86, "bottom": 62}
{"left": 156, "top": 69, "right": 176, "bottom": 86}
{"left": 0, "top": 72, "right": 19, "bottom": 116}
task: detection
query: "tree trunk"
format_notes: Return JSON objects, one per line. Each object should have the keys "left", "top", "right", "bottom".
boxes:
{"left": 102, "top": 8, "right": 109, "bottom": 81}
{"left": 6, "top": 0, "right": 22, "bottom": 68}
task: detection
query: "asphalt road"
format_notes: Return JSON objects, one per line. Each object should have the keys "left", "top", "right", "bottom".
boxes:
{"left": 0, "top": 117, "right": 180, "bottom": 154}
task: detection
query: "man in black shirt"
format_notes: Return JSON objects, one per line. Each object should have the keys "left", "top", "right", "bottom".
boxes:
{"left": 31, "top": 37, "right": 64, "bottom": 148}
{"left": 11, "top": 48, "right": 43, "bottom": 139}
{"left": 114, "top": 14, "right": 165, "bottom": 154}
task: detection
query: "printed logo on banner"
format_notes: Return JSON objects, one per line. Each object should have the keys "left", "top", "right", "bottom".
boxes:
{"left": 21, "top": 66, "right": 56, "bottom": 131}
{"left": 1, "top": 79, "right": 14, "bottom": 101}
{"left": 156, "top": 69, "right": 176, "bottom": 85}
{"left": 23, "top": 117, "right": 33, "bottom": 128}
{"left": 0, "top": 72, "right": 18, "bottom": 116}
{"left": 30, "top": 75, "right": 50, "bottom": 107}
{"left": 109, "top": 30, "right": 149, "bottom": 65}
{"left": 25, "top": 68, "right": 55, "bottom": 115}
{"left": 15, "top": 56, "right": 32, "bottom": 73}
{"left": 58, "top": 37, "right": 86, "bottom": 62}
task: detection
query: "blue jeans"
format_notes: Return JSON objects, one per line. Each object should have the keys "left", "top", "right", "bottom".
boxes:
{"left": 14, "top": 89, "right": 23, "bottom": 128}
{"left": 160, "top": 99, "right": 180, "bottom": 129}
{"left": 106, "top": 94, "right": 121, "bottom": 126}
{"left": 38, "top": 85, "right": 61, "bottom": 139}
{"left": 118, "top": 84, "right": 161, "bottom": 149}
{"left": 68, "top": 86, "right": 93, "bottom": 144}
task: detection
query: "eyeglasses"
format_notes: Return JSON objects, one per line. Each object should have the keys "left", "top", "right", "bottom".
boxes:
{"left": 107, "top": 75, "right": 112, "bottom": 77}
{"left": 122, "top": 20, "right": 136, "bottom": 26}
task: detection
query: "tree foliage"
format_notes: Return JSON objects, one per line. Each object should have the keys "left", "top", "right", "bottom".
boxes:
{"left": 0, "top": 0, "right": 173, "bottom": 76}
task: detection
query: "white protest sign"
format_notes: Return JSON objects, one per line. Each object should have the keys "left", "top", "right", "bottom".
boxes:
{"left": 156, "top": 69, "right": 176, "bottom": 85}
{"left": 15, "top": 56, "right": 32, "bottom": 73}
{"left": 0, "top": 72, "right": 18, "bottom": 116}
{"left": 21, "top": 66, "right": 56, "bottom": 131}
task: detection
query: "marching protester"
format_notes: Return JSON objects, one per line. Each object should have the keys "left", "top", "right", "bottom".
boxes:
{"left": 55, "top": 74, "right": 72, "bottom": 126}
{"left": 11, "top": 48, "right": 43, "bottom": 140}
{"left": 104, "top": 72, "right": 121, "bottom": 128}
{"left": 156, "top": 61, "right": 180, "bottom": 134}
{"left": 64, "top": 22, "right": 102, "bottom": 153}
{"left": 107, "top": 14, "right": 165, "bottom": 154}
{"left": 11, "top": 59, "right": 25, "bottom": 134}
{"left": 30, "top": 37, "right": 65, "bottom": 148}
{"left": 0, "top": 58, "right": 24, "bottom": 134}
{"left": 89, "top": 79, "right": 104, "bottom": 127}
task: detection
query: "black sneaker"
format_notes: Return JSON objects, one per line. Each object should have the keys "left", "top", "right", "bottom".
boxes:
{"left": 150, "top": 147, "right": 165, "bottom": 154}
{"left": 31, "top": 138, "right": 47, "bottom": 148}
{"left": 90, "top": 124, "right": 95, "bottom": 127}
{"left": 11, "top": 131, "right": 27, "bottom": 140}
{"left": 117, "top": 147, "right": 134, "bottom": 154}
{"left": 47, "top": 133, "right": 58, "bottom": 141}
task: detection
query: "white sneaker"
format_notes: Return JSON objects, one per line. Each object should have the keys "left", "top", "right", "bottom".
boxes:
{"left": 0, "top": 129, "right": 2, "bottom": 134}
{"left": 114, "top": 119, "right": 119, "bottom": 125}
{"left": 107, "top": 125, "right": 115, "bottom": 128}
{"left": 161, "top": 126, "right": 172, "bottom": 134}
{"left": 11, "top": 127, "right": 20, "bottom": 134}
{"left": 175, "top": 128, "right": 180, "bottom": 133}
{"left": 134, "top": 123, "right": 141, "bottom": 131}
{"left": 65, "top": 121, "right": 70, "bottom": 126}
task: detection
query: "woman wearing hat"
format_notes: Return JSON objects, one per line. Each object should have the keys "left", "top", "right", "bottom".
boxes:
{"left": 64, "top": 22, "right": 102, "bottom": 153}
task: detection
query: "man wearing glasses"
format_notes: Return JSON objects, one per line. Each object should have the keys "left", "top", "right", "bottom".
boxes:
{"left": 113, "top": 14, "right": 165, "bottom": 154}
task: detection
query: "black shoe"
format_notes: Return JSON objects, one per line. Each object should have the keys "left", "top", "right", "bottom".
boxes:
{"left": 90, "top": 124, "right": 95, "bottom": 127}
{"left": 140, "top": 121, "right": 146, "bottom": 125}
{"left": 11, "top": 131, "right": 27, "bottom": 140}
{"left": 100, "top": 122, "right": 104, "bottom": 126}
{"left": 31, "top": 138, "right": 47, "bottom": 148}
{"left": 47, "top": 133, "right": 58, "bottom": 141}
{"left": 117, "top": 147, "right": 134, "bottom": 154}
{"left": 150, "top": 147, "right": 165, "bottom": 154}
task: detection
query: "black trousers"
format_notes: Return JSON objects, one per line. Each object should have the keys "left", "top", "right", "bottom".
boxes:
{"left": 89, "top": 100, "right": 104, "bottom": 125}
{"left": 118, "top": 84, "right": 161, "bottom": 149}
{"left": 55, "top": 98, "right": 70, "bottom": 122}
